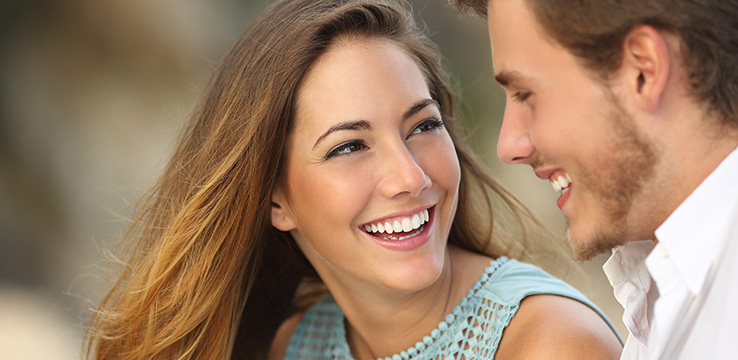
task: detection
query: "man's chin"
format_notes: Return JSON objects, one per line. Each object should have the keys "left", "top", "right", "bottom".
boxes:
{"left": 566, "top": 228, "right": 625, "bottom": 261}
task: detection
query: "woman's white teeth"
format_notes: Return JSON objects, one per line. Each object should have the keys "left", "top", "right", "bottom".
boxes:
{"left": 551, "top": 174, "right": 572, "bottom": 193}
{"left": 411, "top": 214, "right": 421, "bottom": 228}
{"left": 364, "top": 209, "right": 430, "bottom": 237}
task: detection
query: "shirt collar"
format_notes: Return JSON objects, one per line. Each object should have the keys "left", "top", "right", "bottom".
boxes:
{"left": 603, "top": 240, "right": 656, "bottom": 346}
{"left": 603, "top": 240, "right": 655, "bottom": 289}
{"left": 653, "top": 145, "right": 738, "bottom": 294}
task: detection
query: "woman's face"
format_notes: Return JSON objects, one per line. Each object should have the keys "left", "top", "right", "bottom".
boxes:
{"left": 271, "top": 38, "right": 460, "bottom": 294}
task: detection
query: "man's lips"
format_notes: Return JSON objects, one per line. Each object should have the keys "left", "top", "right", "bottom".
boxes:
{"left": 534, "top": 167, "right": 556, "bottom": 180}
{"left": 534, "top": 168, "right": 571, "bottom": 190}
{"left": 557, "top": 183, "right": 572, "bottom": 209}
{"left": 550, "top": 172, "right": 572, "bottom": 193}
{"left": 534, "top": 168, "right": 573, "bottom": 210}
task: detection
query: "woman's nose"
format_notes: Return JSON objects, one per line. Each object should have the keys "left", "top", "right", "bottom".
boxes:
{"left": 378, "top": 144, "right": 431, "bottom": 199}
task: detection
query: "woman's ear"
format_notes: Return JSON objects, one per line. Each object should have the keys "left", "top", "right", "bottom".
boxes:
{"left": 271, "top": 186, "right": 297, "bottom": 232}
{"left": 618, "top": 25, "right": 672, "bottom": 113}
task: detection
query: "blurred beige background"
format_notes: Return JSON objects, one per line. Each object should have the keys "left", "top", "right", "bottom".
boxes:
{"left": 0, "top": 0, "right": 624, "bottom": 358}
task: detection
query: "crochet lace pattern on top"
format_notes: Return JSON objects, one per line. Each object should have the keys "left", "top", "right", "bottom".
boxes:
{"left": 284, "top": 257, "right": 516, "bottom": 360}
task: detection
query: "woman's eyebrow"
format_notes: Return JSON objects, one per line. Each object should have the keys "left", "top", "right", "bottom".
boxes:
{"left": 311, "top": 98, "right": 439, "bottom": 150}
{"left": 312, "top": 120, "right": 372, "bottom": 150}
{"left": 403, "top": 98, "right": 440, "bottom": 121}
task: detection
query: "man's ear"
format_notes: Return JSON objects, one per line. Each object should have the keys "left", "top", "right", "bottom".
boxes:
{"left": 271, "top": 186, "right": 296, "bottom": 232}
{"left": 618, "top": 25, "right": 672, "bottom": 112}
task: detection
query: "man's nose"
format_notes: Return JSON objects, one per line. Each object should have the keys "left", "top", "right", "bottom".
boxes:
{"left": 497, "top": 104, "right": 536, "bottom": 164}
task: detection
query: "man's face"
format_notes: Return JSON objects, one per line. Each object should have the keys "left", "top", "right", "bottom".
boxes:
{"left": 487, "top": 0, "right": 659, "bottom": 259}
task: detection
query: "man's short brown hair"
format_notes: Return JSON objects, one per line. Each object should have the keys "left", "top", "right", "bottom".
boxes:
{"left": 452, "top": 0, "right": 738, "bottom": 127}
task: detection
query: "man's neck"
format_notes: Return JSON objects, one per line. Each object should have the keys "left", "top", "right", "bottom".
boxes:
{"left": 649, "top": 115, "right": 738, "bottom": 241}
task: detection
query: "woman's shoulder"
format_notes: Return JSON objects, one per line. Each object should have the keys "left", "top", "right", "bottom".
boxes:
{"left": 495, "top": 293, "right": 623, "bottom": 359}
{"left": 268, "top": 296, "right": 343, "bottom": 360}
{"left": 462, "top": 255, "right": 622, "bottom": 358}
{"left": 476, "top": 257, "right": 623, "bottom": 358}
{"left": 268, "top": 311, "right": 304, "bottom": 360}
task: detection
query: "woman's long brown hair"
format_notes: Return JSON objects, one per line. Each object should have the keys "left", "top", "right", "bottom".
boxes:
{"left": 85, "top": 0, "right": 562, "bottom": 358}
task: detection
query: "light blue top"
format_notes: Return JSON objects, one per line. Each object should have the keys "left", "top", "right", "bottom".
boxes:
{"left": 285, "top": 256, "right": 622, "bottom": 359}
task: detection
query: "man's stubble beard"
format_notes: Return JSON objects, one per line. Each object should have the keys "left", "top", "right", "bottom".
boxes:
{"left": 566, "top": 91, "right": 659, "bottom": 260}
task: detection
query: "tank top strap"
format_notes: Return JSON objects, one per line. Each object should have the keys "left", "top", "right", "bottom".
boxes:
{"left": 484, "top": 258, "right": 622, "bottom": 344}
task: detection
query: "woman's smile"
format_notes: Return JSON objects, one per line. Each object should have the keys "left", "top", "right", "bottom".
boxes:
{"left": 361, "top": 207, "right": 434, "bottom": 250}
{"left": 362, "top": 207, "right": 430, "bottom": 238}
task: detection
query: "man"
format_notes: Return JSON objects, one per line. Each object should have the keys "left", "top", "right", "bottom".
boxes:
{"left": 452, "top": 0, "right": 738, "bottom": 359}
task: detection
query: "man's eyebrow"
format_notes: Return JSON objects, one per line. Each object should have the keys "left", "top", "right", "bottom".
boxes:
{"left": 312, "top": 120, "right": 372, "bottom": 150}
{"left": 495, "top": 70, "right": 522, "bottom": 87}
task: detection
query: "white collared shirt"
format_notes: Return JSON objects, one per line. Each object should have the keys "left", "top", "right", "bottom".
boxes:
{"left": 603, "top": 146, "right": 738, "bottom": 360}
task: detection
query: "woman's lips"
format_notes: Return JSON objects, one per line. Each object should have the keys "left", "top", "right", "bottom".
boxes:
{"left": 364, "top": 206, "right": 434, "bottom": 251}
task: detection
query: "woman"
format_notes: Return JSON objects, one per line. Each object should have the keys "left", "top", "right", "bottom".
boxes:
{"left": 86, "top": 0, "right": 622, "bottom": 359}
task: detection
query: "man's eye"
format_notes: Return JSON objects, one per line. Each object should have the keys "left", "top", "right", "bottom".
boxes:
{"left": 512, "top": 91, "right": 532, "bottom": 103}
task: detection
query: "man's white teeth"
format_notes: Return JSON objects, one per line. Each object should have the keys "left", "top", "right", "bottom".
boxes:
{"left": 550, "top": 173, "right": 572, "bottom": 193}
{"left": 363, "top": 209, "right": 429, "bottom": 236}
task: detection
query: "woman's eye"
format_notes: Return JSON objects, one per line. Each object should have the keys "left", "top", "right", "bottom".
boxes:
{"left": 325, "top": 140, "right": 368, "bottom": 160}
{"left": 409, "top": 118, "right": 445, "bottom": 137}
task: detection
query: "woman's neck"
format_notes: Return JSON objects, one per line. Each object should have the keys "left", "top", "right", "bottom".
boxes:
{"left": 330, "top": 246, "right": 491, "bottom": 359}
